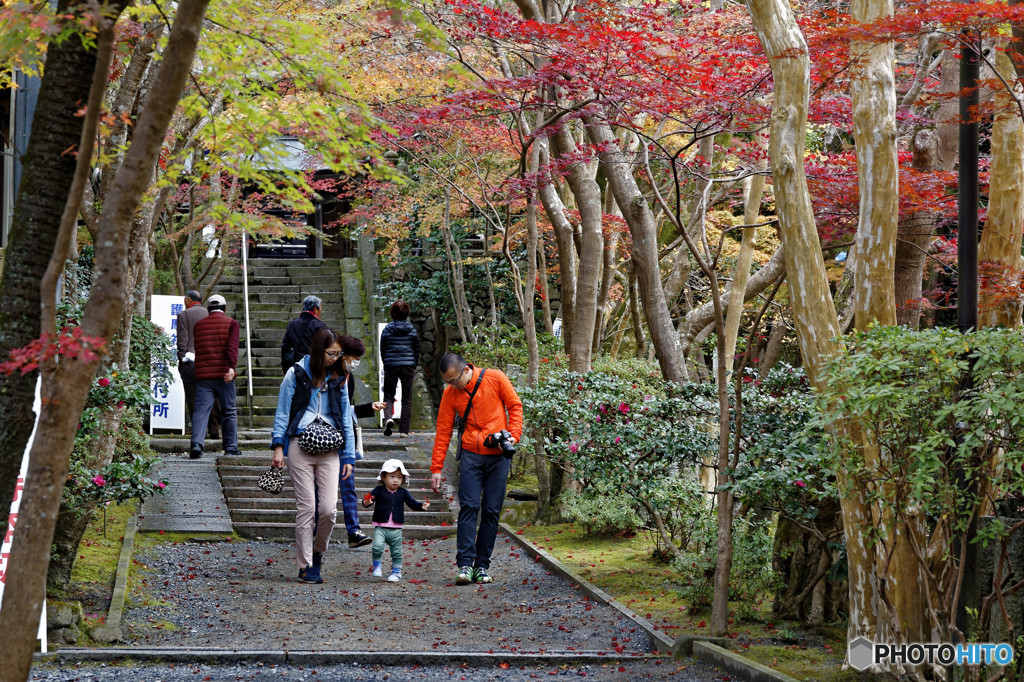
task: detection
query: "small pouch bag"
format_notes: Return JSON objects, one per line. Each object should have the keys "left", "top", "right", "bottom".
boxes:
{"left": 258, "top": 467, "right": 285, "bottom": 494}
{"left": 298, "top": 419, "right": 342, "bottom": 454}
{"left": 297, "top": 386, "right": 342, "bottom": 455}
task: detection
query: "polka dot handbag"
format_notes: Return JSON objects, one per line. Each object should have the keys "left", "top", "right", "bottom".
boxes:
{"left": 257, "top": 467, "right": 285, "bottom": 495}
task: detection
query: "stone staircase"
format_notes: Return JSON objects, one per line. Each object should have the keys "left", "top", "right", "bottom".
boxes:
{"left": 216, "top": 429, "right": 454, "bottom": 540}
{"left": 212, "top": 257, "right": 370, "bottom": 430}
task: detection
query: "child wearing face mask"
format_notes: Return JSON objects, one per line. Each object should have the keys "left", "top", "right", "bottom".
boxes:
{"left": 334, "top": 335, "right": 386, "bottom": 549}
{"left": 362, "top": 459, "right": 430, "bottom": 581}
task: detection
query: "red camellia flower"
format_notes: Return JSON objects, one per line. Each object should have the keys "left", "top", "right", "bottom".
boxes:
{"left": 794, "top": 480, "right": 807, "bottom": 488}
{"left": 618, "top": 402, "right": 629, "bottom": 414}
{"left": 97, "top": 377, "right": 111, "bottom": 387}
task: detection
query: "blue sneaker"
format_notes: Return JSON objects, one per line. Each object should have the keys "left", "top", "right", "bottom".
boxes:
{"left": 474, "top": 567, "right": 492, "bottom": 584}
{"left": 298, "top": 564, "right": 322, "bottom": 584}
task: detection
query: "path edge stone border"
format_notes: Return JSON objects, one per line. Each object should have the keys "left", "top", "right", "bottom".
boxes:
{"left": 498, "top": 523, "right": 674, "bottom": 654}
{"left": 91, "top": 514, "right": 139, "bottom": 643}
{"left": 36, "top": 648, "right": 662, "bottom": 667}
{"left": 693, "top": 641, "right": 801, "bottom": 682}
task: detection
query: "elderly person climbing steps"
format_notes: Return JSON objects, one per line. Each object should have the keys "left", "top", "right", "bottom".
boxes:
{"left": 271, "top": 327, "right": 356, "bottom": 584}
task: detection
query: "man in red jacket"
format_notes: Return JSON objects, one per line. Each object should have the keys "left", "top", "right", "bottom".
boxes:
{"left": 430, "top": 352, "right": 523, "bottom": 585}
{"left": 190, "top": 294, "right": 240, "bottom": 459}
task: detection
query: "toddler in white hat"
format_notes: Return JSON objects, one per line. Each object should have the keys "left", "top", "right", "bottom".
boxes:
{"left": 361, "top": 458, "right": 430, "bottom": 581}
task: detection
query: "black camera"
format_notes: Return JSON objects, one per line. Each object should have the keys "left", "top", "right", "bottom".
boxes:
{"left": 484, "top": 429, "right": 516, "bottom": 457}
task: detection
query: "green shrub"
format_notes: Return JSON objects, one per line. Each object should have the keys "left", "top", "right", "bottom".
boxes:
{"left": 451, "top": 323, "right": 565, "bottom": 381}
{"left": 672, "top": 514, "right": 778, "bottom": 617}
{"left": 559, "top": 488, "right": 643, "bottom": 537}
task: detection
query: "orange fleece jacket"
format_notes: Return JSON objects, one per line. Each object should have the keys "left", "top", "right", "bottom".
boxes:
{"left": 431, "top": 366, "right": 524, "bottom": 473}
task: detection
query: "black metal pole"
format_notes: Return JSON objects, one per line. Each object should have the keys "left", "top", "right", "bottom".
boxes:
{"left": 958, "top": 30, "right": 980, "bottom": 333}
{"left": 954, "top": 27, "right": 980, "bottom": 642}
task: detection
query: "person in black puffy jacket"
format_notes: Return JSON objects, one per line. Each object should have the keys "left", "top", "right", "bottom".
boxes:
{"left": 379, "top": 300, "right": 420, "bottom": 436}
{"left": 280, "top": 295, "right": 327, "bottom": 374}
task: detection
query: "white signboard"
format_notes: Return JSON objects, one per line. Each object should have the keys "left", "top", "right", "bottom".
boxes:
{"left": 0, "top": 378, "right": 48, "bottom": 652}
{"left": 377, "top": 322, "right": 401, "bottom": 426}
{"left": 150, "top": 295, "right": 186, "bottom": 434}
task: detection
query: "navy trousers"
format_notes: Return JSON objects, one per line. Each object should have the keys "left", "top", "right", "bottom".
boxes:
{"left": 192, "top": 378, "right": 238, "bottom": 452}
{"left": 456, "top": 451, "right": 511, "bottom": 570}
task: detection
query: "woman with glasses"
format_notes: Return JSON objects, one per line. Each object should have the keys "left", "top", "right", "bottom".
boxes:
{"left": 271, "top": 327, "right": 355, "bottom": 584}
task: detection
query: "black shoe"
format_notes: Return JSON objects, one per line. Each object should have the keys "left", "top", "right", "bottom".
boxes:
{"left": 189, "top": 444, "right": 203, "bottom": 459}
{"left": 223, "top": 449, "right": 242, "bottom": 457}
{"left": 348, "top": 531, "right": 373, "bottom": 549}
{"left": 383, "top": 419, "right": 394, "bottom": 437}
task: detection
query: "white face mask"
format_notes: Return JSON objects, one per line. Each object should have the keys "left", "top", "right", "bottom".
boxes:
{"left": 346, "top": 358, "right": 361, "bottom": 371}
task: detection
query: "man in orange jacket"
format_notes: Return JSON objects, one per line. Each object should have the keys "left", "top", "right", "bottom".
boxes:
{"left": 431, "top": 352, "right": 523, "bottom": 585}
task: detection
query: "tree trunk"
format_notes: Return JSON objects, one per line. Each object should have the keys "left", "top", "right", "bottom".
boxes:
{"left": 439, "top": 188, "right": 476, "bottom": 344}
{"left": 850, "top": 0, "right": 898, "bottom": 330}
{"left": 978, "top": 46, "right": 1024, "bottom": 329}
{"left": 746, "top": 0, "right": 885, "bottom": 660}
{"left": 0, "top": 3, "right": 212, "bottom": 675}
{"left": 679, "top": 246, "right": 785, "bottom": 358}
{"left": 723, "top": 134, "right": 768, "bottom": 379}
{"left": 894, "top": 49, "right": 957, "bottom": 328}
{"left": 587, "top": 119, "right": 684, "bottom": 383}
{"left": 537, "top": 234, "right": 555, "bottom": 336}
{"left": 47, "top": 505, "right": 96, "bottom": 591}
{"left": 773, "top": 501, "right": 846, "bottom": 623}
{"left": 628, "top": 267, "right": 645, "bottom": 358}
{"left": 553, "top": 124, "right": 602, "bottom": 372}
{"left": 538, "top": 144, "right": 578, "bottom": 353}
{"left": 0, "top": 0, "right": 130, "bottom": 516}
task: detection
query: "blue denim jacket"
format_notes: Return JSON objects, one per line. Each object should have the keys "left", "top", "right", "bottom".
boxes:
{"left": 271, "top": 356, "right": 356, "bottom": 464}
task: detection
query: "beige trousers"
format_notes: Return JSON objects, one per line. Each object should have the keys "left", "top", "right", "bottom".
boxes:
{"left": 287, "top": 439, "right": 340, "bottom": 569}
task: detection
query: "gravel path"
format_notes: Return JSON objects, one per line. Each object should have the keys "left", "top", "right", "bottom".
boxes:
{"left": 31, "top": 659, "right": 729, "bottom": 681}
{"left": 120, "top": 535, "right": 656, "bottom": 654}
{"left": 31, "top": 534, "right": 735, "bottom": 680}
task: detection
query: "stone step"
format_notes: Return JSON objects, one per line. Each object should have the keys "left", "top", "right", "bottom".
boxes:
{"left": 232, "top": 522, "right": 454, "bottom": 540}
{"left": 279, "top": 266, "right": 344, "bottom": 278}
{"left": 220, "top": 485, "right": 442, "bottom": 500}
{"left": 223, "top": 284, "right": 345, "bottom": 296}
{"left": 230, "top": 509, "right": 450, "bottom": 525}
{"left": 247, "top": 258, "right": 331, "bottom": 267}
{"left": 219, "top": 274, "right": 342, "bottom": 287}
{"left": 228, "top": 499, "right": 446, "bottom": 515}
{"left": 218, "top": 463, "right": 433, "bottom": 477}
{"left": 220, "top": 474, "right": 435, "bottom": 488}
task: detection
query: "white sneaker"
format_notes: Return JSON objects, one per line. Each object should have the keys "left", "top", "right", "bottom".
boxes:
{"left": 372, "top": 565, "right": 383, "bottom": 577}
{"left": 387, "top": 572, "right": 402, "bottom": 582}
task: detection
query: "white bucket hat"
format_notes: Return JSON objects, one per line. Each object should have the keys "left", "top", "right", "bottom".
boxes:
{"left": 378, "top": 458, "right": 410, "bottom": 483}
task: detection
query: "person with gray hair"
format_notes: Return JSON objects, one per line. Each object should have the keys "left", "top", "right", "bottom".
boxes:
{"left": 281, "top": 295, "right": 327, "bottom": 374}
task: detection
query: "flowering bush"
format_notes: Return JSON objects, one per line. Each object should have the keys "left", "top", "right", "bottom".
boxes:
{"left": 721, "top": 364, "right": 835, "bottom": 522}
{"left": 520, "top": 368, "right": 718, "bottom": 530}
{"left": 68, "top": 448, "right": 168, "bottom": 508}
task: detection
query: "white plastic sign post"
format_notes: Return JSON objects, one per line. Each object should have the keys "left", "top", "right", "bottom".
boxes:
{"left": 150, "top": 295, "right": 186, "bottom": 434}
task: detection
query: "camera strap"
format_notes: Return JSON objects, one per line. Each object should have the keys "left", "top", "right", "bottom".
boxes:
{"left": 456, "top": 369, "right": 486, "bottom": 462}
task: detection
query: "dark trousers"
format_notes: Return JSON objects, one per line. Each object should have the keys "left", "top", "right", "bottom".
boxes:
{"left": 339, "top": 467, "right": 360, "bottom": 535}
{"left": 180, "top": 362, "right": 221, "bottom": 438}
{"left": 192, "top": 378, "right": 237, "bottom": 452}
{"left": 456, "top": 451, "right": 511, "bottom": 570}
{"left": 383, "top": 365, "right": 415, "bottom": 433}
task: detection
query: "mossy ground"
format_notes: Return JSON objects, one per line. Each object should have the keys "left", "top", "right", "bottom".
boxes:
{"left": 52, "top": 501, "right": 139, "bottom": 625}
{"left": 518, "top": 523, "right": 858, "bottom": 681}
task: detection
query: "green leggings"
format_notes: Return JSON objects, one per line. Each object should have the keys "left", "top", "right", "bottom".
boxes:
{"left": 372, "top": 526, "right": 403, "bottom": 566}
